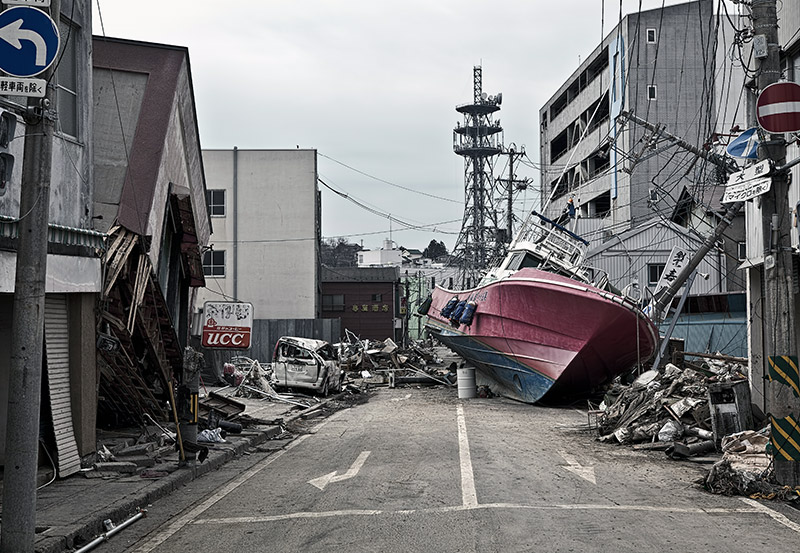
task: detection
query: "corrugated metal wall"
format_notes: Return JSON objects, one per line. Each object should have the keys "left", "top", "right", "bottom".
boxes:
{"left": 587, "top": 223, "right": 724, "bottom": 297}
{"left": 200, "top": 318, "right": 341, "bottom": 382}
{"left": 662, "top": 314, "right": 747, "bottom": 358}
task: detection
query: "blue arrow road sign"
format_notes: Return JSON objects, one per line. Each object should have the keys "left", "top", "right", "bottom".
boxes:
{"left": 726, "top": 127, "right": 760, "bottom": 160}
{"left": 0, "top": 6, "right": 60, "bottom": 78}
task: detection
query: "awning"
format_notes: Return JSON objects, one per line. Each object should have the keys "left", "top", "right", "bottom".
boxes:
{"left": 0, "top": 216, "right": 107, "bottom": 250}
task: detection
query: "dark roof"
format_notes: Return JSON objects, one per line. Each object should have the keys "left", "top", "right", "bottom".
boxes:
{"left": 92, "top": 36, "right": 207, "bottom": 236}
{"left": 321, "top": 266, "right": 399, "bottom": 283}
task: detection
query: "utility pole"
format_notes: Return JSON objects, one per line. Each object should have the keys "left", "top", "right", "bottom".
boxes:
{"left": 752, "top": 0, "right": 799, "bottom": 486}
{"left": 1, "top": 2, "right": 61, "bottom": 551}
{"left": 496, "top": 144, "right": 529, "bottom": 243}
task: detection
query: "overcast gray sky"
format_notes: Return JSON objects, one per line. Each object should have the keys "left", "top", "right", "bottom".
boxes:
{"left": 91, "top": 0, "right": 724, "bottom": 252}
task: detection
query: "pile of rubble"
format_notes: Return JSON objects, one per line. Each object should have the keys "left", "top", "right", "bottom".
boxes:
{"left": 597, "top": 361, "right": 733, "bottom": 453}
{"left": 222, "top": 356, "right": 315, "bottom": 407}
{"left": 338, "top": 333, "right": 456, "bottom": 388}
{"left": 595, "top": 355, "right": 800, "bottom": 501}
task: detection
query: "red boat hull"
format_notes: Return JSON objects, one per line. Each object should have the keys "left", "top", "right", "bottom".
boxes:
{"left": 425, "top": 268, "right": 658, "bottom": 403}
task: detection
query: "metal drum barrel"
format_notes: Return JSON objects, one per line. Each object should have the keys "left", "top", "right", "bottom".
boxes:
{"left": 457, "top": 367, "right": 476, "bottom": 399}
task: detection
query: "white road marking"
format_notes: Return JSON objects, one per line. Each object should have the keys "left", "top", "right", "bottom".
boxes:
{"left": 559, "top": 450, "right": 597, "bottom": 484}
{"left": 308, "top": 450, "right": 371, "bottom": 490}
{"left": 456, "top": 404, "right": 478, "bottom": 507}
{"left": 130, "top": 414, "right": 343, "bottom": 553}
{"left": 194, "top": 502, "right": 782, "bottom": 525}
{"left": 740, "top": 497, "right": 800, "bottom": 533}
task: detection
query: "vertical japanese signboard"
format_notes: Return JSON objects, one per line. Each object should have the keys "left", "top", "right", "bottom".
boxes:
{"left": 201, "top": 302, "right": 253, "bottom": 349}
{"left": 653, "top": 246, "right": 688, "bottom": 298}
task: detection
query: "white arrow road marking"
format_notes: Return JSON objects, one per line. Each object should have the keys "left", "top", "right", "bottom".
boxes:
{"left": 0, "top": 18, "right": 48, "bottom": 66}
{"left": 308, "top": 450, "right": 371, "bottom": 490}
{"left": 559, "top": 451, "right": 596, "bottom": 484}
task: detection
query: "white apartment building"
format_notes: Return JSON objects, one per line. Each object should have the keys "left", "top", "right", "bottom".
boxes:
{"left": 197, "top": 149, "right": 320, "bottom": 320}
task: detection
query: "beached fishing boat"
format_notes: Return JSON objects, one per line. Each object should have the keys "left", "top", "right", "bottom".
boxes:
{"left": 423, "top": 211, "right": 658, "bottom": 403}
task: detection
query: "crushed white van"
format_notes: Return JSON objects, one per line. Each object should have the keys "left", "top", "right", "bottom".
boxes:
{"left": 271, "top": 336, "right": 343, "bottom": 396}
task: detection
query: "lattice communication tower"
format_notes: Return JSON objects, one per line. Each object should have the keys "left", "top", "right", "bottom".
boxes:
{"left": 452, "top": 66, "right": 503, "bottom": 286}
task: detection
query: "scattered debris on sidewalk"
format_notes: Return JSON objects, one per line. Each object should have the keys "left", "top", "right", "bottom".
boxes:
{"left": 700, "top": 428, "right": 800, "bottom": 501}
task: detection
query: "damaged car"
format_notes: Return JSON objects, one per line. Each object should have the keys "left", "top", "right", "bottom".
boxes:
{"left": 272, "top": 336, "right": 343, "bottom": 396}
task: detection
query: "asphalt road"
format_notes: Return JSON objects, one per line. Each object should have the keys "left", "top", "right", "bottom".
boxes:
{"left": 100, "top": 386, "right": 800, "bottom": 553}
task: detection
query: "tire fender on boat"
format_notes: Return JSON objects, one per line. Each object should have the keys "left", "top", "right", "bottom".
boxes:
{"left": 417, "top": 294, "right": 433, "bottom": 315}
{"left": 450, "top": 300, "right": 467, "bottom": 327}
{"left": 459, "top": 301, "right": 478, "bottom": 326}
{"left": 441, "top": 296, "right": 459, "bottom": 318}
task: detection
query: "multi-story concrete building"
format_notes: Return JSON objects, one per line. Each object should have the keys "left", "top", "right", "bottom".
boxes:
{"left": 540, "top": 0, "right": 718, "bottom": 232}
{"left": 197, "top": 149, "right": 321, "bottom": 321}
{"left": 539, "top": 0, "right": 748, "bottom": 300}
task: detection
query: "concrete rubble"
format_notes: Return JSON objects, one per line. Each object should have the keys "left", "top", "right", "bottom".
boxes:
{"left": 594, "top": 354, "right": 800, "bottom": 502}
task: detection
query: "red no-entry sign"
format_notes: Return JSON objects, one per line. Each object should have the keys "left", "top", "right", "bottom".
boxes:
{"left": 756, "top": 81, "right": 800, "bottom": 133}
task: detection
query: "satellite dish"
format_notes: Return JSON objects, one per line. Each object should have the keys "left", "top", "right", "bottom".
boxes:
{"left": 481, "top": 92, "right": 488, "bottom": 100}
{"left": 496, "top": 92, "right": 503, "bottom": 105}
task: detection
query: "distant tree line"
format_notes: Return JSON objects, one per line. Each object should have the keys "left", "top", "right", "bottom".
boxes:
{"left": 423, "top": 240, "right": 448, "bottom": 260}
{"left": 319, "top": 238, "right": 361, "bottom": 267}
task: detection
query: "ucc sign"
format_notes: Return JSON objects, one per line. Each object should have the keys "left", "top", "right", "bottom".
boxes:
{"left": 201, "top": 301, "right": 253, "bottom": 349}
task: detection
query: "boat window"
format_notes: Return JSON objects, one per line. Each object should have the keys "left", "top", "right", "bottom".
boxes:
{"left": 519, "top": 253, "right": 543, "bottom": 270}
{"left": 505, "top": 252, "right": 543, "bottom": 271}
{"left": 504, "top": 252, "right": 525, "bottom": 271}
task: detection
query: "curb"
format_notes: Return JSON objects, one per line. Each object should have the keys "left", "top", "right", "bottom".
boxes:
{"left": 34, "top": 424, "right": 284, "bottom": 553}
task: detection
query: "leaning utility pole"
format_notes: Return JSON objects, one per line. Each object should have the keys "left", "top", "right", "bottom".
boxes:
{"left": 752, "top": 0, "right": 800, "bottom": 486}
{"left": 1, "top": 2, "right": 61, "bottom": 552}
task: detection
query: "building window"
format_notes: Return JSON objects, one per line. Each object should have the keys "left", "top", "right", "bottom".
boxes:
{"left": 207, "top": 189, "right": 225, "bottom": 216}
{"left": 203, "top": 250, "right": 225, "bottom": 277}
{"left": 371, "top": 294, "right": 382, "bottom": 302}
{"left": 322, "top": 294, "right": 345, "bottom": 312}
{"left": 647, "top": 28, "right": 657, "bottom": 44}
{"left": 648, "top": 263, "right": 665, "bottom": 286}
{"left": 737, "top": 241, "right": 747, "bottom": 261}
{"left": 648, "top": 85, "right": 657, "bottom": 101}
{"left": 56, "top": 20, "right": 78, "bottom": 138}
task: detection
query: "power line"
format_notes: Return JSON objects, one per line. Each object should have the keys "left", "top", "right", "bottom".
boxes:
{"left": 319, "top": 152, "right": 461, "bottom": 204}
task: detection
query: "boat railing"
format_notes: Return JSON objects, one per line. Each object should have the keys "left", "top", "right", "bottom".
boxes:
{"left": 514, "top": 211, "right": 587, "bottom": 270}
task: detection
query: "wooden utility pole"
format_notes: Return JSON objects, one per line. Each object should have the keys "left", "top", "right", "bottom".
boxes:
{"left": 1, "top": 2, "right": 61, "bottom": 551}
{"left": 752, "top": 0, "right": 800, "bottom": 486}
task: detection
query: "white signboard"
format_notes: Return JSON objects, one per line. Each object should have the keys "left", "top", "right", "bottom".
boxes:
{"left": 653, "top": 246, "right": 688, "bottom": 298}
{"left": 1, "top": 1, "right": 51, "bottom": 6}
{"left": 722, "top": 159, "right": 772, "bottom": 204}
{"left": 726, "top": 159, "right": 771, "bottom": 186}
{"left": 201, "top": 301, "right": 254, "bottom": 349}
{"left": 0, "top": 76, "right": 45, "bottom": 97}
{"left": 722, "top": 176, "right": 772, "bottom": 204}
